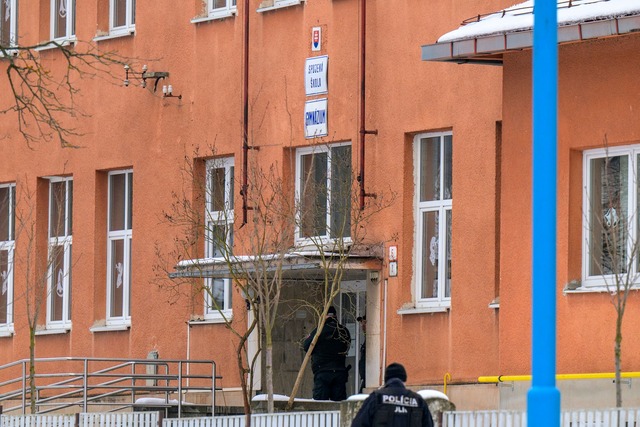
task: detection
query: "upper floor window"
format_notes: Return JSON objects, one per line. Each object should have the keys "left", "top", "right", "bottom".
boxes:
{"left": 209, "top": 0, "right": 236, "bottom": 18}
{"left": 107, "top": 171, "right": 132, "bottom": 325}
{"left": 110, "top": 0, "right": 135, "bottom": 35}
{"left": 582, "top": 145, "right": 640, "bottom": 290}
{"left": 414, "top": 132, "right": 452, "bottom": 309}
{"left": 204, "top": 158, "right": 234, "bottom": 319}
{"left": 295, "top": 143, "right": 352, "bottom": 242}
{"left": 0, "top": 183, "right": 15, "bottom": 332}
{"left": 0, "top": 0, "right": 18, "bottom": 48}
{"left": 47, "top": 177, "right": 73, "bottom": 328}
{"left": 51, "top": 0, "right": 76, "bottom": 42}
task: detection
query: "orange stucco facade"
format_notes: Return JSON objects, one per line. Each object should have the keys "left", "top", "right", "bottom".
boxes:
{"left": 5, "top": 0, "right": 638, "bottom": 413}
{"left": 500, "top": 35, "right": 640, "bottom": 376}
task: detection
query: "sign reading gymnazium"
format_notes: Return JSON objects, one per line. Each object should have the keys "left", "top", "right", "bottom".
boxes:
{"left": 304, "top": 98, "right": 328, "bottom": 138}
{"left": 305, "top": 55, "right": 328, "bottom": 96}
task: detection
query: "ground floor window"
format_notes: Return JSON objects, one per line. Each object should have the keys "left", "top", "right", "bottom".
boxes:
{"left": 414, "top": 132, "right": 452, "bottom": 308}
{"left": 583, "top": 145, "right": 640, "bottom": 289}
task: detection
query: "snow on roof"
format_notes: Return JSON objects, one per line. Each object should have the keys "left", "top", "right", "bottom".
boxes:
{"left": 439, "top": 0, "right": 640, "bottom": 43}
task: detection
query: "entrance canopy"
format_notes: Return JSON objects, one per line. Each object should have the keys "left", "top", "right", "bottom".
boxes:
{"left": 421, "top": 0, "right": 640, "bottom": 64}
{"left": 169, "top": 247, "right": 383, "bottom": 281}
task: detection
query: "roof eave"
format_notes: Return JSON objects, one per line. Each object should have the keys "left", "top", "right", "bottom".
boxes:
{"left": 422, "top": 14, "right": 640, "bottom": 64}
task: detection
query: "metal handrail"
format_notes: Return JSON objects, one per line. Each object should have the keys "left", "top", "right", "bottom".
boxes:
{"left": 0, "top": 357, "right": 220, "bottom": 416}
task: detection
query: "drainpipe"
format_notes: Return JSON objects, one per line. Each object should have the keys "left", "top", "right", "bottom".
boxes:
{"left": 241, "top": 0, "right": 250, "bottom": 226}
{"left": 358, "top": 0, "right": 377, "bottom": 210}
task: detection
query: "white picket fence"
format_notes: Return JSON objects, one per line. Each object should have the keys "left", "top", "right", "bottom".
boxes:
{"left": 4, "top": 408, "right": 640, "bottom": 427}
{"left": 162, "top": 411, "right": 340, "bottom": 427}
{"left": 81, "top": 413, "right": 159, "bottom": 427}
{"left": 0, "top": 413, "right": 159, "bottom": 427}
{"left": 0, "top": 411, "right": 341, "bottom": 427}
{"left": 0, "top": 415, "right": 77, "bottom": 427}
{"left": 443, "top": 408, "right": 640, "bottom": 427}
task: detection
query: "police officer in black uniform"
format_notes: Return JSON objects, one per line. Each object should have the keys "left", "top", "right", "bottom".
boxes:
{"left": 303, "top": 306, "right": 351, "bottom": 401}
{"left": 351, "top": 363, "right": 434, "bottom": 427}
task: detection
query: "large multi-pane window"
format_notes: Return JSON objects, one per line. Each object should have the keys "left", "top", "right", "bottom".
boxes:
{"left": 0, "top": 0, "right": 18, "bottom": 48}
{"left": 51, "top": 0, "right": 76, "bottom": 41}
{"left": 107, "top": 171, "right": 132, "bottom": 325}
{"left": 582, "top": 145, "right": 640, "bottom": 289}
{"left": 296, "top": 143, "right": 352, "bottom": 241}
{"left": 208, "top": 0, "right": 236, "bottom": 18}
{"left": 415, "top": 132, "right": 452, "bottom": 308}
{"left": 110, "top": 0, "right": 135, "bottom": 35}
{"left": 47, "top": 177, "right": 73, "bottom": 328}
{"left": 0, "top": 184, "right": 15, "bottom": 333}
{"left": 204, "top": 158, "right": 234, "bottom": 319}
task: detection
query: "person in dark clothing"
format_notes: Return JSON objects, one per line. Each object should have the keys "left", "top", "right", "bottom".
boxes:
{"left": 303, "top": 306, "right": 351, "bottom": 401}
{"left": 357, "top": 315, "right": 366, "bottom": 393}
{"left": 351, "top": 363, "right": 434, "bottom": 427}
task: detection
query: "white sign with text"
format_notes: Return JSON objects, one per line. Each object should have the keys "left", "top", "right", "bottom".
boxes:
{"left": 305, "top": 55, "right": 328, "bottom": 96}
{"left": 304, "top": 98, "right": 328, "bottom": 138}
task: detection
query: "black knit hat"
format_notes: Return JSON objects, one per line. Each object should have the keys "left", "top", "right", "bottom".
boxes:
{"left": 327, "top": 306, "right": 337, "bottom": 317}
{"left": 384, "top": 363, "right": 407, "bottom": 382}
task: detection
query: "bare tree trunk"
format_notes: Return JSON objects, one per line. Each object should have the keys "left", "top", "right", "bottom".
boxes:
{"left": 237, "top": 338, "right": 252, "bottom": 427}
{"left": 265, "top": 342, "right": 274, "bottom": 413}
{"left": 615, "top": 313, "right": 623, "bottom": 408}
{"left": 29, "top": 324, "right": 36, "bottom": 413}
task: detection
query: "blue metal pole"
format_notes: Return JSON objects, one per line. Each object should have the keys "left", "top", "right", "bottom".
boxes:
{"left": 528, "top": 0, "right": 560, "bottom": 425}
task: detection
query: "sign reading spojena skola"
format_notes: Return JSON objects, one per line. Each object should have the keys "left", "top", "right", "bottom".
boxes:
{"left": 305, "top": 55, "right": 328, "bottom": 96}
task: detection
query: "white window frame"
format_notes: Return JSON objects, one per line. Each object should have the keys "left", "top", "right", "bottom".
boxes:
{"left": 414, "top": 131, "right": 452, "bottom": 310}
{"left": 50, "top": 0, "right": 75, "bottom": 43}
{"left": 294, "top": 142, "right": 352, "bottom": 244}
{"left": 0, "top": 183, "right": 15, "bottom": 335}
{"left": 204, "top": 157, "right": 234, "bottom": 321}
{"left": 207, "top": 0, "right": 237, "bottom": 19}
{"left": 46, "top": 177, "right": 73, "bottom": 330}
{"left": 106, "top": 170, "right": 132, "bottom": 326}
{"left": 0, "top": 0, "right": 18, "bottom": 50}
{"left": 109, "top": 0, "right": 135, "bottom": 36}
{"left": 582, "top": 145, "right": 640, "bottom": 291}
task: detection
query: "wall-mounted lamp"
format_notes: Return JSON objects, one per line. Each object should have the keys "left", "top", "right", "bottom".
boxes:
{"left": 123, "top": 64, "right": 169, "bottom": 92}
{"left": 162, "top": 84, "right": 182, "bottom": 100}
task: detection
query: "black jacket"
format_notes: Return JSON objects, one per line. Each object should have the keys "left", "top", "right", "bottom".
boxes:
{"left": 303, "top": 316, "right": 351, "bottom": 373}
{"left": 351, "top": 379, "right": 434, "bottom": 427}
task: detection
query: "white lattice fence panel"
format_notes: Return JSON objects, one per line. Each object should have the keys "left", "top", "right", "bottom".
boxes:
{"left": 1, "top": 415, "right": 76, "bottom": 427}
{"left": 80, "top": 412, "right": 158, "bottom": 427}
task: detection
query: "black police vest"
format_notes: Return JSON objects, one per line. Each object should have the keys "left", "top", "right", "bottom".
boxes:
{"left": 371, "top": 389, "right": 423, "bottom": 427}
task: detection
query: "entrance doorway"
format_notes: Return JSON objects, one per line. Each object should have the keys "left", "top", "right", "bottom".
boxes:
{"left": 335, "top": 280, "right": 366, "bottom": 397}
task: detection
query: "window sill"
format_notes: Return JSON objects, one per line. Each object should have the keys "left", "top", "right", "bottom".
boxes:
{"left": 0, "top": 49, "right": 18, "bottom": 59}
{"left": 93, "top": 30, "right": 135, "bottom": 43}
{"left": 35, "top": 38, "right": 77, "bottom": 51}
{"left": 36, "top": 326, "right": 71, "bottom": 335}
{"left": 190, "top": 314, "right": 233, "bottom": 325}
{"left": 293, "top": 237, "right": 354, "bottom": 252}
{"left": 90, "top": 323, "right": 131, "bottom": 333}
{"left": 0, "top": 328, "right": 14, "bottom": 337}
{"left": 191, "top": 10, "right": 236, "bottom": 24}
{"left": 257, "top": 0, "right": 304, "bottom": 13}
{"left": 397, "top": 305, "right": 449, "bottom": 315}
{"left": 563, "top": 285, "right": 624, "bottom": 295}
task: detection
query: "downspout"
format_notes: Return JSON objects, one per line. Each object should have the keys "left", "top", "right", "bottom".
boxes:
{"left": 241, "top": 0, "right": 251, "bottom": 225}
{"left": 358, "top": 0, "right": 377, "bottom": 210}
